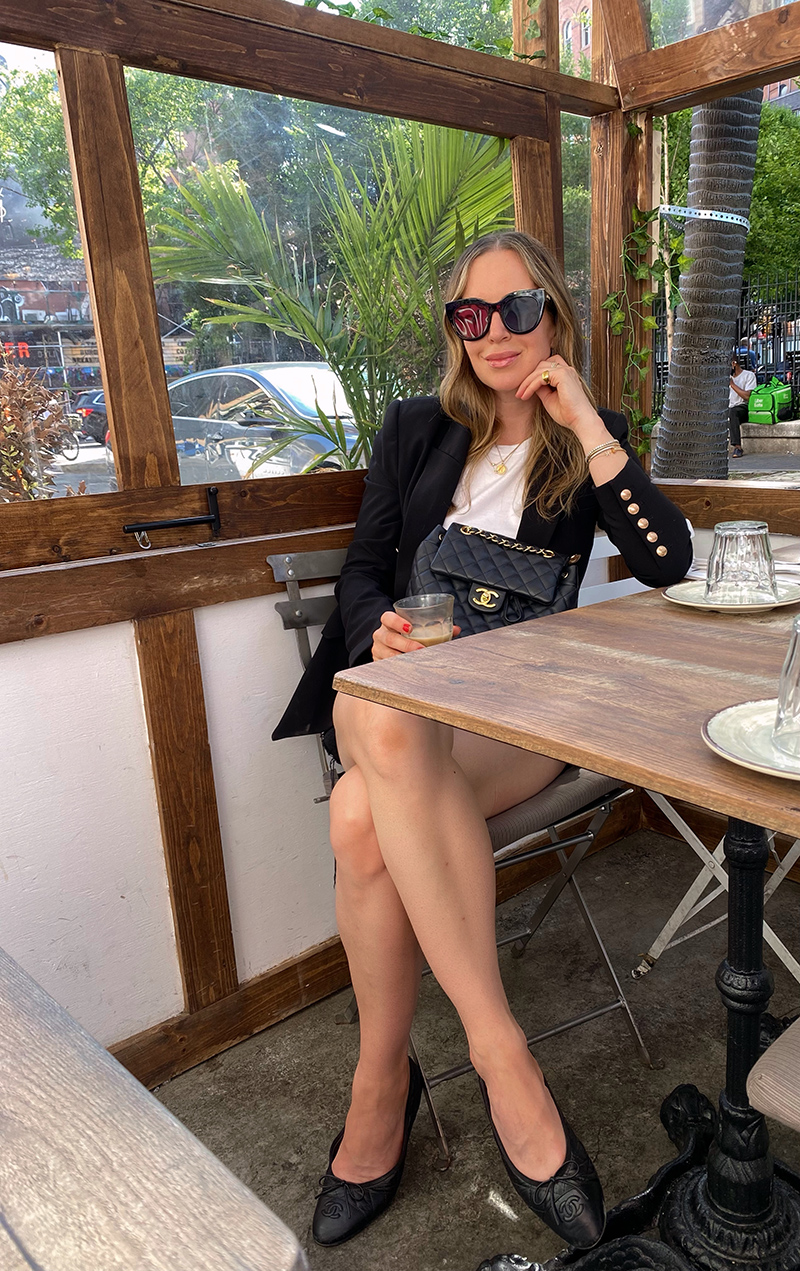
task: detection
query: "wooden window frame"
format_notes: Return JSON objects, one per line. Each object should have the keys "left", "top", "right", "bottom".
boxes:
{"left": 598, "top": 0, "right": 800, "bottom": 113}
{"left": 1, "top": 0, "right": 599, "bottom": 570}
{"left": 2, "top": 0, "right": 800, "bottom": 569}
{"left": 4, "top": 0, "right": 800, "bottom": 1086}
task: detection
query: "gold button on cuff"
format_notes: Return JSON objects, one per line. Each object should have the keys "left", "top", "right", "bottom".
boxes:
{"left": 637, "top": 517, "right": 649, "bottom": 529}
{"left": 647, "top": 531, "right": 658, "bottom": 543}
{"left": 627, "top": 503, "right": 640, "bottom": 515}
{"left": 620, "top": 488, "right": 632, "bottom": 501}
{"left": 656, "top": 545, "right": 668, "bottom": 557}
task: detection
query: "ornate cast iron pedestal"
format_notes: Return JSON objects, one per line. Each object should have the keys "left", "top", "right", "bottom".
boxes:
{"left": 479, "top": 819, "right": 800, "bottom": 1271}
{"left": 658, "top": 819, "right": 800, "bottom": 1270}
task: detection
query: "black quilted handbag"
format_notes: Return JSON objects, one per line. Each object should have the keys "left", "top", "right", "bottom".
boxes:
{"left": 408, "top": 523, "right": 580, "bottom": 636}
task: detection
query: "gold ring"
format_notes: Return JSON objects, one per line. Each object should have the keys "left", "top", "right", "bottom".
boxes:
{"left": 541, "top": 368, "right": 551, "bottom": 385}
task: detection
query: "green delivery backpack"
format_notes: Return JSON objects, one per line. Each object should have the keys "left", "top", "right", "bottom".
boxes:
{"left": 748, "top": 377, "right": 793, "bottom": 425}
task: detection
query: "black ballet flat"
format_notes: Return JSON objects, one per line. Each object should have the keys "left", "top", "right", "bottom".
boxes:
{"left": 478, "top": 1075, "right": 606, "bottom": 1250}
{"left": 312, "top": 1056, "right": 423, "bottom": 1246}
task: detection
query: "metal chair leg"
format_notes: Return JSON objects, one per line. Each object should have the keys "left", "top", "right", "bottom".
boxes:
{"left": 507, "top": 803, "right": 656, "bottom": 1070}
{"left": 637, "top": 794, "right": 800, "bottom": 984}
{"left": 408, "top": 1034, "right": 453, "bottom": 1170}
{"left": 561, "top": 856, "right": 659, "bottom": 1069}
{"left": 334, "top": 992, "right": 359, "bottom": 1025}
{"left": 632, "top": 838, "right": 727, "bottom": 978}
{"left": 514, "top": 816, "right": 604, "bottom": 945}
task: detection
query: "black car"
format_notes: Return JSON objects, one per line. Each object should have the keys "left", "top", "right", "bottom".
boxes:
{"left": 73, "top": 389, "right": 108, "bottom": 445}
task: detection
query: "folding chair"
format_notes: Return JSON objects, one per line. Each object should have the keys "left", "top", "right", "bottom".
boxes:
{"left": 269, "top": 548, "right": 656, "bottom": 1166}
{"left": 632, "top": 791, "right": 800, "bottom": 985}
{"left": 632, "top": 531, "right": 800, "bottom": 985}
{"left": 269, "top": 546, "right": 347, "bottom": 801}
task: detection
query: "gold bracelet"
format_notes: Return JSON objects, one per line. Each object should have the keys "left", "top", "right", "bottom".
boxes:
{"left": 585, "top": 441, "right": 623, "bottom": 464}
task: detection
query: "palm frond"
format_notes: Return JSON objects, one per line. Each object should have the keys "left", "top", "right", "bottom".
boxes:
{"left": 150, "top": 122, "right": 513, "bottom": 465}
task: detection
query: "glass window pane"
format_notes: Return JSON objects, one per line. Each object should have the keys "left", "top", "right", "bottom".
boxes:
{"left": 560, "top": 4, "right": 592, "bottom": 78}
{"left": 561, "top": 112, "right": 591, "bottom": 375}
{"left": 648, "top": 0, "right": 791, "bottom": 47}
{"left": 216, "top": 376, "right": 271, "bottom": 420}
{"left": 0, "top": 41, "right": 118, "bottom": 499}
{"left": 308, "top": 0, "right": 515, "bottom": 62}
{"left": 129, "top": 69, "right": 515, "bottom": 483}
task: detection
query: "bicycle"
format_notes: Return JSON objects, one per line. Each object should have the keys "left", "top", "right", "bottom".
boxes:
{"left": 58, "top": 429, "right": 81, "bottom": 462}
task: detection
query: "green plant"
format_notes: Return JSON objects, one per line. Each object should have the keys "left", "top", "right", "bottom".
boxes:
{"left": 181, "top": 308, "right": 233, "bottom": 371}
{"left": 152, "top": 120, "right": 513, "bottom": 470}
{"left": 602, "top": 205, "right": 687, "bottom": 453}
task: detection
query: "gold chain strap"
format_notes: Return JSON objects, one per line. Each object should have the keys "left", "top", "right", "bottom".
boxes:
{"left": 459, "top": 524, "right": 556, "bottom": 559}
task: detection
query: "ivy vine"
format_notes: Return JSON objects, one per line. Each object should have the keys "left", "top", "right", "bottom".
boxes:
{"left": 603, "top": 205, "right": 688, "bottom": 454}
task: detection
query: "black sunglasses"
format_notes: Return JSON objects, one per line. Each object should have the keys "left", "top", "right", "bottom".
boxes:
{"left": 445, "top": 288, "right": 552, "bottom": 341}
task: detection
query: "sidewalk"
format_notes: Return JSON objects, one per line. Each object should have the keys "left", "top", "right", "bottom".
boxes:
{"left": 729, "top": 453, "right": 800, "bottom": 482}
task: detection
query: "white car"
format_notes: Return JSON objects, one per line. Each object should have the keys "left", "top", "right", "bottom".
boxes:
{"left": 167, "top": 362, "right": 358, "bottom": 482}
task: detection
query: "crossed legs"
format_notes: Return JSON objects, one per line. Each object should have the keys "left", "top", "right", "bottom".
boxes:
{"left": 329, "top": 691, "right": 568, "bottom": 1185}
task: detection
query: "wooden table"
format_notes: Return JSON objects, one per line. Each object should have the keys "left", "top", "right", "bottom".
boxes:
{"left": 335, "top": 589, "right": 800, "bottom": 1271}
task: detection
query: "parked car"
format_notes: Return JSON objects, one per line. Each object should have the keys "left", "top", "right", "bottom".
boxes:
{"left": 73, "top": 388, "right": 108, "bottom": 445}
{"left": 102, "top": 362, "right": 361, "bottom": 485}
{"left": 167, "top": 362, "right": 359, "bottom": 483}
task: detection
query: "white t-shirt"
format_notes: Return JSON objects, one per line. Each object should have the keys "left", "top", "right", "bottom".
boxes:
{"left": 729, "top": 369, "right": 756, "bottom": 409}
{"left": 443, "top": 440, "right": 530, "bottom": 540}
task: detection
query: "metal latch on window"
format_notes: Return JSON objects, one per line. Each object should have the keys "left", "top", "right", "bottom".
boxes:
{"left": 123, "top": 486, "right": 221, "bottom": 549}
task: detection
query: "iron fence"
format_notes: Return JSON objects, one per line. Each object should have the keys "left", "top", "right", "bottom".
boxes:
{"left": 653, "top": 270, "right": 800, "bottom": 418}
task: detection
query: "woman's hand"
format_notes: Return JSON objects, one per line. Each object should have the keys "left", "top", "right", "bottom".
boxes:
{"left": 515, "top": 354, "right": 608, "bottom": 448}
{"left": 372, "top": 611, "right": 460, "bottom": 659}
{"left": 515, "top": 354, "right": 628, "bottom": 484}
{"left": 372, "top": 611, "right": 424, "bottom": 659}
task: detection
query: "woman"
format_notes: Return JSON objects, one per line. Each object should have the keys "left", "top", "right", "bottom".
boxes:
{"left": 274, "top": 231, "right": 692, "bottom": 1251}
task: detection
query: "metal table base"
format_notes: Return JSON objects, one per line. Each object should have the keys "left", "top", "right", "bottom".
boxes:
{"left": 480, "top": 819, "right": 800, "bottom": 1271}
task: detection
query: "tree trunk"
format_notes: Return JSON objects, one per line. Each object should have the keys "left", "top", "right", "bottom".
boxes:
{"left": 652, "top": 90, "right": 762, "bottom": 479}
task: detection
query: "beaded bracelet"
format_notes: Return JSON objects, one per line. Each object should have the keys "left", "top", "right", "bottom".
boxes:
{"left": 584, "top": 440, "right": 623, "bottom": 464}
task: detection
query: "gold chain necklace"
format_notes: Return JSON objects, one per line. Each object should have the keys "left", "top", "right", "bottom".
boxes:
{"left": 491, "top": 435, "right": 530, "bottom": 476}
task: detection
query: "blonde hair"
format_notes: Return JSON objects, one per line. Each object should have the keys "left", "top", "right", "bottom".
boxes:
{"left": 440, "top": 231, "right": 594, "bottom": 520}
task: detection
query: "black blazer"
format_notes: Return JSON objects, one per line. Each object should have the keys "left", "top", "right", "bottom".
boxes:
{"left": 273, "top": 397, "right": 693, "bottom": 739}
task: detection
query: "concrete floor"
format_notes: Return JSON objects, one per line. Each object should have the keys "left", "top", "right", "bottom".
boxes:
{"left": 156, "top": 829, "right": 800, "bottom": 1271}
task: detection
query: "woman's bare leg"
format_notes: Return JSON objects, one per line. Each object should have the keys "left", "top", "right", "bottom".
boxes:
{"left": 328, "top": 765, "right": 423, "bottom": 1182}
{"left": 331, "top": 692, "right": 568, "bottom": 1183}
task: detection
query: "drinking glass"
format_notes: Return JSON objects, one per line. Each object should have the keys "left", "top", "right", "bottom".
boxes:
{"left": 773, "top": 615, "right": 800, "bottom": 757}
{"left": 704, "top": 521, "right": 779, "bottom": 604}
{"left": 393, "top": 594, "right": 454, "bottom": 647}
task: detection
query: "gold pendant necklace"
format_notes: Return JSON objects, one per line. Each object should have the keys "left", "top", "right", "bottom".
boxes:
{"left": 491, "top": 435, "right": 529, "bottom": 476}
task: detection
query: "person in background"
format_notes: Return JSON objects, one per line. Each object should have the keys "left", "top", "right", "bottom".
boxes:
{"left": 729, "top": 353, "right": 756, "bottom": 459}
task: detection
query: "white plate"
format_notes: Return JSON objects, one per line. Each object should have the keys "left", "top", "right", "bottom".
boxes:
{"left": 702, "top": 699, "right": 800, "bottom": 780}
{"left": 663, "top": 579, "right": 800, "bottom": 613}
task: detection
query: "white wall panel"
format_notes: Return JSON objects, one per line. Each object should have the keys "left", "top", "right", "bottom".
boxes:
{"left": 194, "top": 592, "right": 336, "bottom": 982}
{"left": 0, "top": 623, "right": 182, "bottom": 1045}
{"left": 0, "top": 534, "right": 644, "bottom": 1049}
